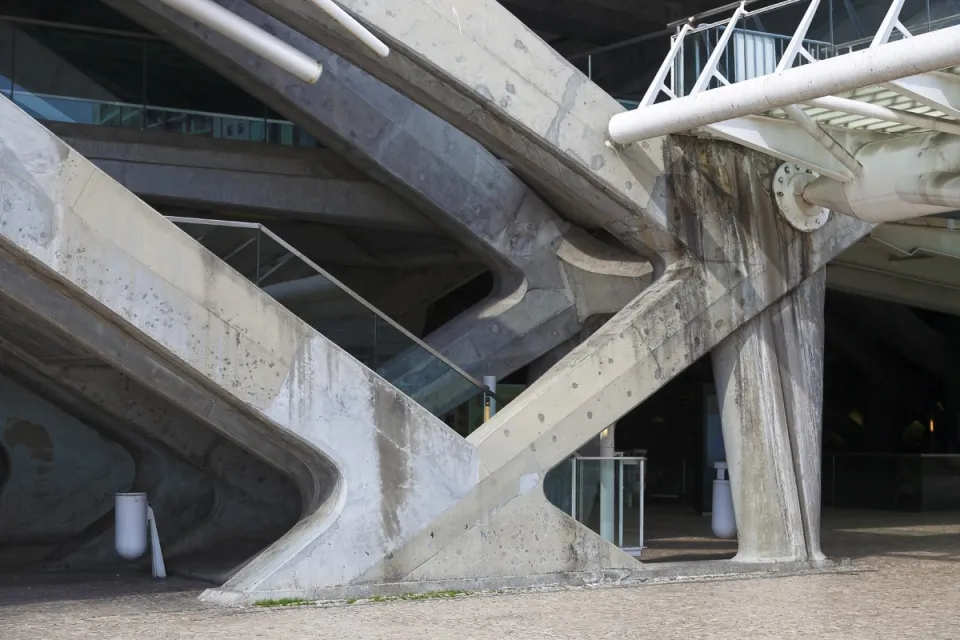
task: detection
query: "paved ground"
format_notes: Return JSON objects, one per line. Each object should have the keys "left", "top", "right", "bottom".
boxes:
{"left": 2, "top": 509, "right": 959, "bottom": 639}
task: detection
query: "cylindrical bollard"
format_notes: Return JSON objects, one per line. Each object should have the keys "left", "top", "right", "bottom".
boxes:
{"left": 116, "top": 492, "right": 149, "bottom": 559}
{"left": 711, "top": 462, "right": 736, "bottom": 539}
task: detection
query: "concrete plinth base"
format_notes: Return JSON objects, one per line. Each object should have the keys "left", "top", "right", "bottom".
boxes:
{"left": 200, "top": 556, "right": 853, "bottom": 606}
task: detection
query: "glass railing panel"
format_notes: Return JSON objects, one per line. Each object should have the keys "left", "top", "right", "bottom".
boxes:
{"left": 0, "top": 18, "right": 318, "bottom": 148}
{"left": 920, "top": 455, "right": 960, "bottom": 511}
{"left": 563, "top": 457, "right": 645, "bottom": 555}
{"left": 168, "top": 217, "right": 496, "bottom": 421}
{"left": 825, "top": 453, "right": 923, "bottom": 510}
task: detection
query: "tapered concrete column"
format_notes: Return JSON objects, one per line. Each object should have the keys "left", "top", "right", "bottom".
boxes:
{"left": 711, "top": 270, "right": 826, "bottom": 564}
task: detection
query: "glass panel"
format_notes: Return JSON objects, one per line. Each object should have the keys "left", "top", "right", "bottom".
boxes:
{"left": 0, "top": 23, "right": 12, "bottom": 97}
{"left": 144, "top": 40, "right": 263, "bottom": 118}
{"left": 12, "top": 24, "right": 144, "bottom": 126}
{"left": 828, "top": 454, "right": 923, "bottom": 510}
{"left": 170, "top": 218, "right": 493, "bottom": 421}
{"left": 562, "top": 458, "right": 645, "bottom": 554}
{"left": 920, "top": 455, "right": 960, "bottom": 511}
{"left": 0, "top": 20, "right": 311, "bottom": 148}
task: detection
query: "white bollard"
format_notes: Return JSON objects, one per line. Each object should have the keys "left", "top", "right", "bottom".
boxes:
{"left": 711, "top": 462, "right": 737, "bottom": 539}
{"left": 115, "top": 492, "right": 166, "bottom": 578}
{"left": 115, "top": 492, "right": 149, "bottom": 560}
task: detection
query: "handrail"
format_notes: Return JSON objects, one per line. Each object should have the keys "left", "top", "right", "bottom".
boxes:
{"left": 167, "top": 216, "right": 501, "bottom": 402}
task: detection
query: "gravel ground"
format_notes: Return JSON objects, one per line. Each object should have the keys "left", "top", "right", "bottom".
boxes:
{"left": 2, "top": 509, "right": 958, "bottom": 640}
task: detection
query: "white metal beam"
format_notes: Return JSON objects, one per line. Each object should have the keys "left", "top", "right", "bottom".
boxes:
{"left": 800, "top": 132, "right": 960, "bottom": 222}
{"left": 882, "top": 72, "right": 960, "bottom": 121}
{"left": 608, "top": 25, "right": 960, "bottom": 144}
{"left": 703, "top": 115, "right": 873, "bottom": 182}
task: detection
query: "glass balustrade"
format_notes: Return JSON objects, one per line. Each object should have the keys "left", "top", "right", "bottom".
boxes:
{"left": 169, "top": 217, "right": 498, "bottom": 422}
{"left": 547, "top": 456, "right": 646, "bottom": 556}
{"left": 0, "top": 19, "right": 317, "bottom": 148}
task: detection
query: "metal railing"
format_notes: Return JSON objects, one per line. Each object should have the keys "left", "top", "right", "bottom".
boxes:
{"left": 569, "top": 456, "right": 646, "bottom": 556}
{"left": 167, "top": 217, "right": 500, "bottom": 417}
{"left": 6, "top": 89, "right": 316, "bottom": 147}
{"left": 0, "top": 17, "right": 317, "bottom": 148}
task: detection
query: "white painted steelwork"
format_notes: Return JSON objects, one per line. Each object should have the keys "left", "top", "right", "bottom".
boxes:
{"left": 612, "top": 0, "right": 960, "bottom": 228}
{"left": 306, "top": 0, "right": 390, "bottom": 58}
{"left": 158, "top": 0, "right": 323, "bottom": 83}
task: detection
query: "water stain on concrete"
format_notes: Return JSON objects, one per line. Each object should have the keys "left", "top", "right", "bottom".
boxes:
{"left": 4, "top": 419, "right": 54, "bottom": 463}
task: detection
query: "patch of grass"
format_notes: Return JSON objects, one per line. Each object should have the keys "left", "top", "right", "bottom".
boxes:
{"left": 253, "top": 597, "right": 314, "bottom": 608}
{"left": 348, "top": 590, "right": 469, "bottom": 604}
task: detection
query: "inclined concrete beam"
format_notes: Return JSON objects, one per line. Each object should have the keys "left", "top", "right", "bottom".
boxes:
{"left": 48, "top": 124, "right": 434, "bottom": 231}
{"left": 711, "top": 271, "right": 827, "bottom": 564}
{"left": 109, "top": 0, "right": 653, "bottom": 394}
{"left": 352, "top": 139, "right": 872, "bottom": 587}
{"left": 245, "top": 0, "right": 684, "bottom": 260}
{"left": 827, "top": 262, "right": 960, "bottom": 318}
{"left": 0, "top": 96, "right": 477, "bottom": 599}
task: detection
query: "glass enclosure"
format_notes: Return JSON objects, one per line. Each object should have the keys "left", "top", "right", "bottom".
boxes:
{"left": 549, "top": 456, "right": 646, "bottom": 556}
{"left": 0, "top": 18, "right": 317, "bottom": 147}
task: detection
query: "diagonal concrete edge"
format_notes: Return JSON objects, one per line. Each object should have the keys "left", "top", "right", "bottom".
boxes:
{"left": 349, "top": 138, "right": 873, "bottom": 585}
{"left": 0, "top": 95, "right": 477, "bottom": 593}
{"left": 248, "top": 0, "right": 684, "bottom": 259}
{"left": 107, "top": 0, "right": 652, "bottom": 394}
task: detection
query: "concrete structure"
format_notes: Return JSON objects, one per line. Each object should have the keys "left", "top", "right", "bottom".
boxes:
{"left": 105, "top": 0, "right": 654, "bottom": 404}
{"left": 3, "top": 0, "right": 960, "bottom": 608}
{"left": 48, "top": 122, "right": 434, "bottom": 231}
{"left": 0, "top": 98, "right": 477, "bottom": 592}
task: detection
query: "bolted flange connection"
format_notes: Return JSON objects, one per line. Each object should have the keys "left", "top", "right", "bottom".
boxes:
{"left": 773, "top": 163, "right": 830, "bottom": 232}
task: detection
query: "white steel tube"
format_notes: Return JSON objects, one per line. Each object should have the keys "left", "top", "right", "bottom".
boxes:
{"left": 801, "top": 132, "right": 960, "bottom": 222}
{"left": 609, "top": 24, "right": 960, "bottom": 144}
{"left": 307, "top": 0, "right": 390, "bottom": 58}
{"left": 805, "top": 96, "right": 960, "bottom": 136}
{"left": 158, "top": 0, "right": 322, "bottom": 84}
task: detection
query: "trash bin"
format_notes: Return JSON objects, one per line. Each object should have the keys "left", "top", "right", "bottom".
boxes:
{"left": 711, "top": 462, "right": 736, "bottom": 539}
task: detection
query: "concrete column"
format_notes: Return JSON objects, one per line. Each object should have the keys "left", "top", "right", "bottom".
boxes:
{"left": 599, "top": 424, "right": 617, "bottom": 543}
{"left": 711, "top": 270, "right": 827, "bottom": 564}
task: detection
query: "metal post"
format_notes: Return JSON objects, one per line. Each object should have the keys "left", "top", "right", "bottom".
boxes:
{"left": 618, "top": 459, "right": 624, "bottom": 547}
{"left": 570, "top": 457, "right": 578, "bottom": 520}
{"left": 639, "top": 457, "right": 646, "bottom": 550}
{"left": 482, "top": 375, "right": 497, "bottom": 422}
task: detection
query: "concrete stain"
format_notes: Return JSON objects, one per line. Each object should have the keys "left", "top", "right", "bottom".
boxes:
{"left": 373, "top": 386, "right": 412, "bottom": 542}
{"left": 4, "top": 419, "right": 54, "bottom": 463}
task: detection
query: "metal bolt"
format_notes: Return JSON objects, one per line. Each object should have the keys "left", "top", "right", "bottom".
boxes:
{"left": 778, "top": 177, "right": 784, "bottom": 183}
{"left": 777, "top": 191, "right": 784, "bottom": 197}
{"left": 784, "top": 166, "right": 790, "bottom": 173}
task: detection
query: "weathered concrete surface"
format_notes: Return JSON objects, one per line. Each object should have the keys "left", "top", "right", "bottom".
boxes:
{"left": 0, "top": 373, "right": 133, "bottom": 545}
{"left": 0, "top": 95, "right": 477, "bottom": 596}
{"left": 0, "top": 337, "right": 300, "bottom": 572}
{"left": 245, "top": 0, "right": 684, "bottom": 260}
{"left": 108, "top": 0, "right": 652, "bottom": 400}
{"left": 47, "top": 123, "right": 433, "bottom": 231}
{"left": 343, "top": 139, "right": 872, "bottom": 587}
{"left": 712, "top": 270, "right": 827, "bottom": 564}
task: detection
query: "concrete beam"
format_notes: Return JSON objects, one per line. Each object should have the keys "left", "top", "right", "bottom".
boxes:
{"left": 244, "top": 0, "right": 684, "bottom": 259}
{"left": 350, "top": 139, "right": 871, "bottom": 587}
{"left": 712, "top": 271, "right": 827, "bottom": 564}
{"left": 0, "top": 96, "right": 477, "bottom": 598}
{"left": 49, "top": 123, "right": 435, "bottom": 231}
{"left": 827, "top": 262, "right": 960, "bottom": 317}
{"left": 110, "top": 0, "right": 653, "bottom": 401}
